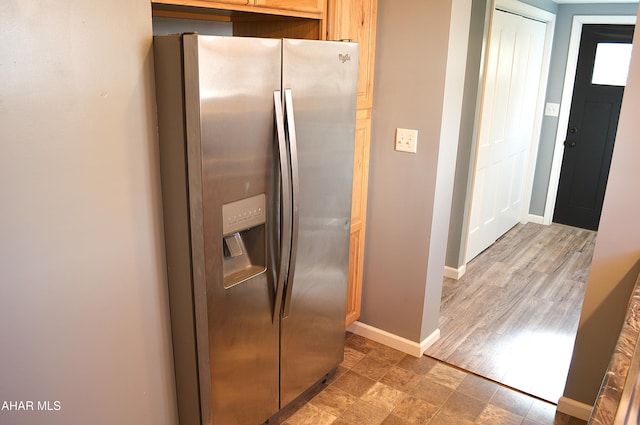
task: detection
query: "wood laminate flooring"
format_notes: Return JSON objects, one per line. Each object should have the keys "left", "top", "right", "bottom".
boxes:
{"left": 424, "top": 223, "right": 597, "bottom": 403}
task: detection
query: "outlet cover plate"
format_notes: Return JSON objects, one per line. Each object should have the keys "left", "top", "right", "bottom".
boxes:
{"left": 544, "top": 102, "right": 560, "bottom": 117}
{"left": 395, "top": 128, "right": 418, "bottom": 153}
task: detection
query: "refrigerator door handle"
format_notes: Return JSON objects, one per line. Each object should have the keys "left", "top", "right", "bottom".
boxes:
{"left": 273, "top": 90, "right": 292, "bottom": 322}
{"left": 282, "top": 88, "right": 300, "bottom": 319}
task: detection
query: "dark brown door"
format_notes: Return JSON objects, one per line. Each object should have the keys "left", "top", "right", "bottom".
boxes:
{"left": 553, "top": 24, "right": 634, "bottom": 230}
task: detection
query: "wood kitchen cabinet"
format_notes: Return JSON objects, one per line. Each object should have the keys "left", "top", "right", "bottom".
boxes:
{"left": 203, "top": 0, "right": 246, "bottom": 5}
{"left": 254, "top": 0, "right": 324, "bottom": 14}
{"left": 345, "top": 110, "right": 372, "bottom": 325}
{"left": 151, "top": 0, "right": 324, "bottom": 19}
{"left": 209, "top": 0, "right": 324, "bottom": 14}
{"left": 327, "top": 0, "right": 377, "bottom": 325}
{"left": 328, "top": 0, "right": 377, "bottom": 110}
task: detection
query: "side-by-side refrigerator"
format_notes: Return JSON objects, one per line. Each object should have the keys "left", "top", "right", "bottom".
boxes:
{"left": 153, "top": 34, "right": 359, "bottom": 425}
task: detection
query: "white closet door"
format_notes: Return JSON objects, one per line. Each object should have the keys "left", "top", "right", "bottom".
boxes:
{"left": 466, "top": 10, "right": 546, "bottom": 262}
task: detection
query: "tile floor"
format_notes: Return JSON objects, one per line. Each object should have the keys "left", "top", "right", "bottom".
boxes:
{"left": 271, "top": 333, "right": 587, "bottom": 425}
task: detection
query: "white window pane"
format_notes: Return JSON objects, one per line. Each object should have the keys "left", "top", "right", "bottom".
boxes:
{"left": 592, "top": 42, "right": 633, "bottom": 87}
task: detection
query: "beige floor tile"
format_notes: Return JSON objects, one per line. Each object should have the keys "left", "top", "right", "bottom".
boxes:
{"left": 439, "top": 391, "right": 486, "bottom": 422}
{"left": 475, "top": 403, "right": 524, "bottom": 425}
{"left": 427, "top": 410, "right": 474, "bottom": 425}
{"left": 342, "top": 346, "right": 366, "bottom": 368}
{"left": 410, "top": 376, "right": 454, "bottom": 407}
{"left": 426, "top": 363, "right": 467, "bottom": 389}
{"left": 346, "top": 334, "right": 386, "bottom": 354}
{"left": 332, "top": 370, "right": 377, "bottom": 397}
{"left": 361, "top": 382, "right": 407, "bottom": 413}
{"left": 275, "top": 389, "right": 324, "bottom": 425}
{"left": 352, "top": 354, "right": 397, "bottom": 381}
{"left": 396, "top": 354, "right": 438, "bottom": 375}
{"left": 391, "top": 396, "right": 439, "bottom": 424}
{"left": 490, "top": 386, "right": 535, "bottom": 416}
{"left": 455, "top": 373, "right": 500, "bottom": 402}
{"left": 379, "top": 414, "right": 414, "bottom": 425}
{"left": 379, "top": 366, "right": 423, "bottom": 393}
{"left": 369, "top": 343, "right": 408, "bottom": 364}
{"left": 331, "top": 399, "right": 389, "bottom": 425}
{"left": 283, "top": 403, "right": 337, "bottom": 425}
{"left": 310, "top": 385, "right": 358, "bottom": 417}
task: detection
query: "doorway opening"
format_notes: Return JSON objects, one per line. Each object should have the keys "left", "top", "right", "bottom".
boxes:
{"left": 437, "top": 6, "right": 636, "bottom": 405}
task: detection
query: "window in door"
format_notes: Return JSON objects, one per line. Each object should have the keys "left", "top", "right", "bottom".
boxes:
{"left": 591, "top": 42, "right": 633, "bottom": 86}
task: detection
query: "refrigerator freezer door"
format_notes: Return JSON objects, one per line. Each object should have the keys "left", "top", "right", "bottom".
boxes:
{"left": 194, "top": 35, "right": 282, "bottom": 425}
{"left": 280, "top": 39, "right": 359, "bottom": 407}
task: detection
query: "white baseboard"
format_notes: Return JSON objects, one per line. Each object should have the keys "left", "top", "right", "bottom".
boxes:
{"left": 527, "top": 214, "right": 546, "bottom": 225}
{"left": 444, "top": 264, "right": 467, "bottom": 280}
{"left": 347, "top": 321, "right": 440, "bottom": 358}
{"left": 556, "top": 396, "right": 593, "bottom": 421}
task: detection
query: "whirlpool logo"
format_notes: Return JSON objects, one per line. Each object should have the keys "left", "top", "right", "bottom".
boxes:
{"left": 338, "top": 53, "right": 351, "bottom": 63}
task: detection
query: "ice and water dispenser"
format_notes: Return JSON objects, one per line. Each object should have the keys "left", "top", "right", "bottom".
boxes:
{"left": 222, "top": 194, "right": 267, "bottom": 289}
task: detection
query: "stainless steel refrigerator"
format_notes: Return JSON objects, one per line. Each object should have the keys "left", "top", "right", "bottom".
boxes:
{"left": 153, "top": 34, "right": 359, "bottom": 425}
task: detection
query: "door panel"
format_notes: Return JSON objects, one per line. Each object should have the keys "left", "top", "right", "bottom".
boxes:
{"left": 466, "top": 10, "right": 546, "bottom": 262}
{"left": 279, "top": 39, "right": 358, "bottom": 407}
{"left": 553, "top": 24, "right": 634, "bottom": 231}
{"left": 195, "top": 35, "right": 282, "bottom": 425}
{"left": 255, "top": 0, "right": 324, "bottom": 14}
{"left": 569, "top": 102, "right": 612, "bottom": 207}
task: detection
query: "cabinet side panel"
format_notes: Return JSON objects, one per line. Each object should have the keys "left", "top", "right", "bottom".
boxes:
{"left": 154, "top": 35, "right": 203, "bottom": 425}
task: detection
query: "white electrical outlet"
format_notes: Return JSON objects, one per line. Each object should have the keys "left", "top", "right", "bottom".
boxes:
{"left": 395, "top": 128, "right": 418, "bottom": 153}
{"left": 544, "top": 102, "right": 560, "bottom": 117}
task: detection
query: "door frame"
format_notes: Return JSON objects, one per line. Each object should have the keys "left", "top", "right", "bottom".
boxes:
{"left": 542, "top": 15, "right": 637, "bottom": 225}
{"left": 462, "top": 0, "right": 555, "bottom": 265}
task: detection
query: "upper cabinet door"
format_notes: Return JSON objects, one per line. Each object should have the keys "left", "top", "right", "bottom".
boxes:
{"left": 328, "top": 0, "right": 377, "bottom": 110}
{"left": 152, "top": 0, "right": 324, "bottom": 18}
{"left": 254, "top": 0, "right": 324, "bottom": 14}
{"left": 210, "top": 0, "right": 247, "bottom": 4}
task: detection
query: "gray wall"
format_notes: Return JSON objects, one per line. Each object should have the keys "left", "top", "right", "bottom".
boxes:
{"left": 529, "top": 2, "right": 638, "bottom": 216}
{"left": 362, "top": 0, "right": 464, "bottom": 343}
{"left": 563, "top": 20, "right": 640, "bottom": 407}
{"left": 0, "top": 1, "right": 177, "bottom": 424}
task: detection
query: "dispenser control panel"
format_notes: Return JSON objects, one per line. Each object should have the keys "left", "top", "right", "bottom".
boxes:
{"left": 222, "top": 193, "right": 266, "bottom": 236}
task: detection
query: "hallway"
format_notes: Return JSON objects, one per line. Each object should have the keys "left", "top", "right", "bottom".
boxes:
{"left": 425, "top": 223, "right": 596, "bottom": 402}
